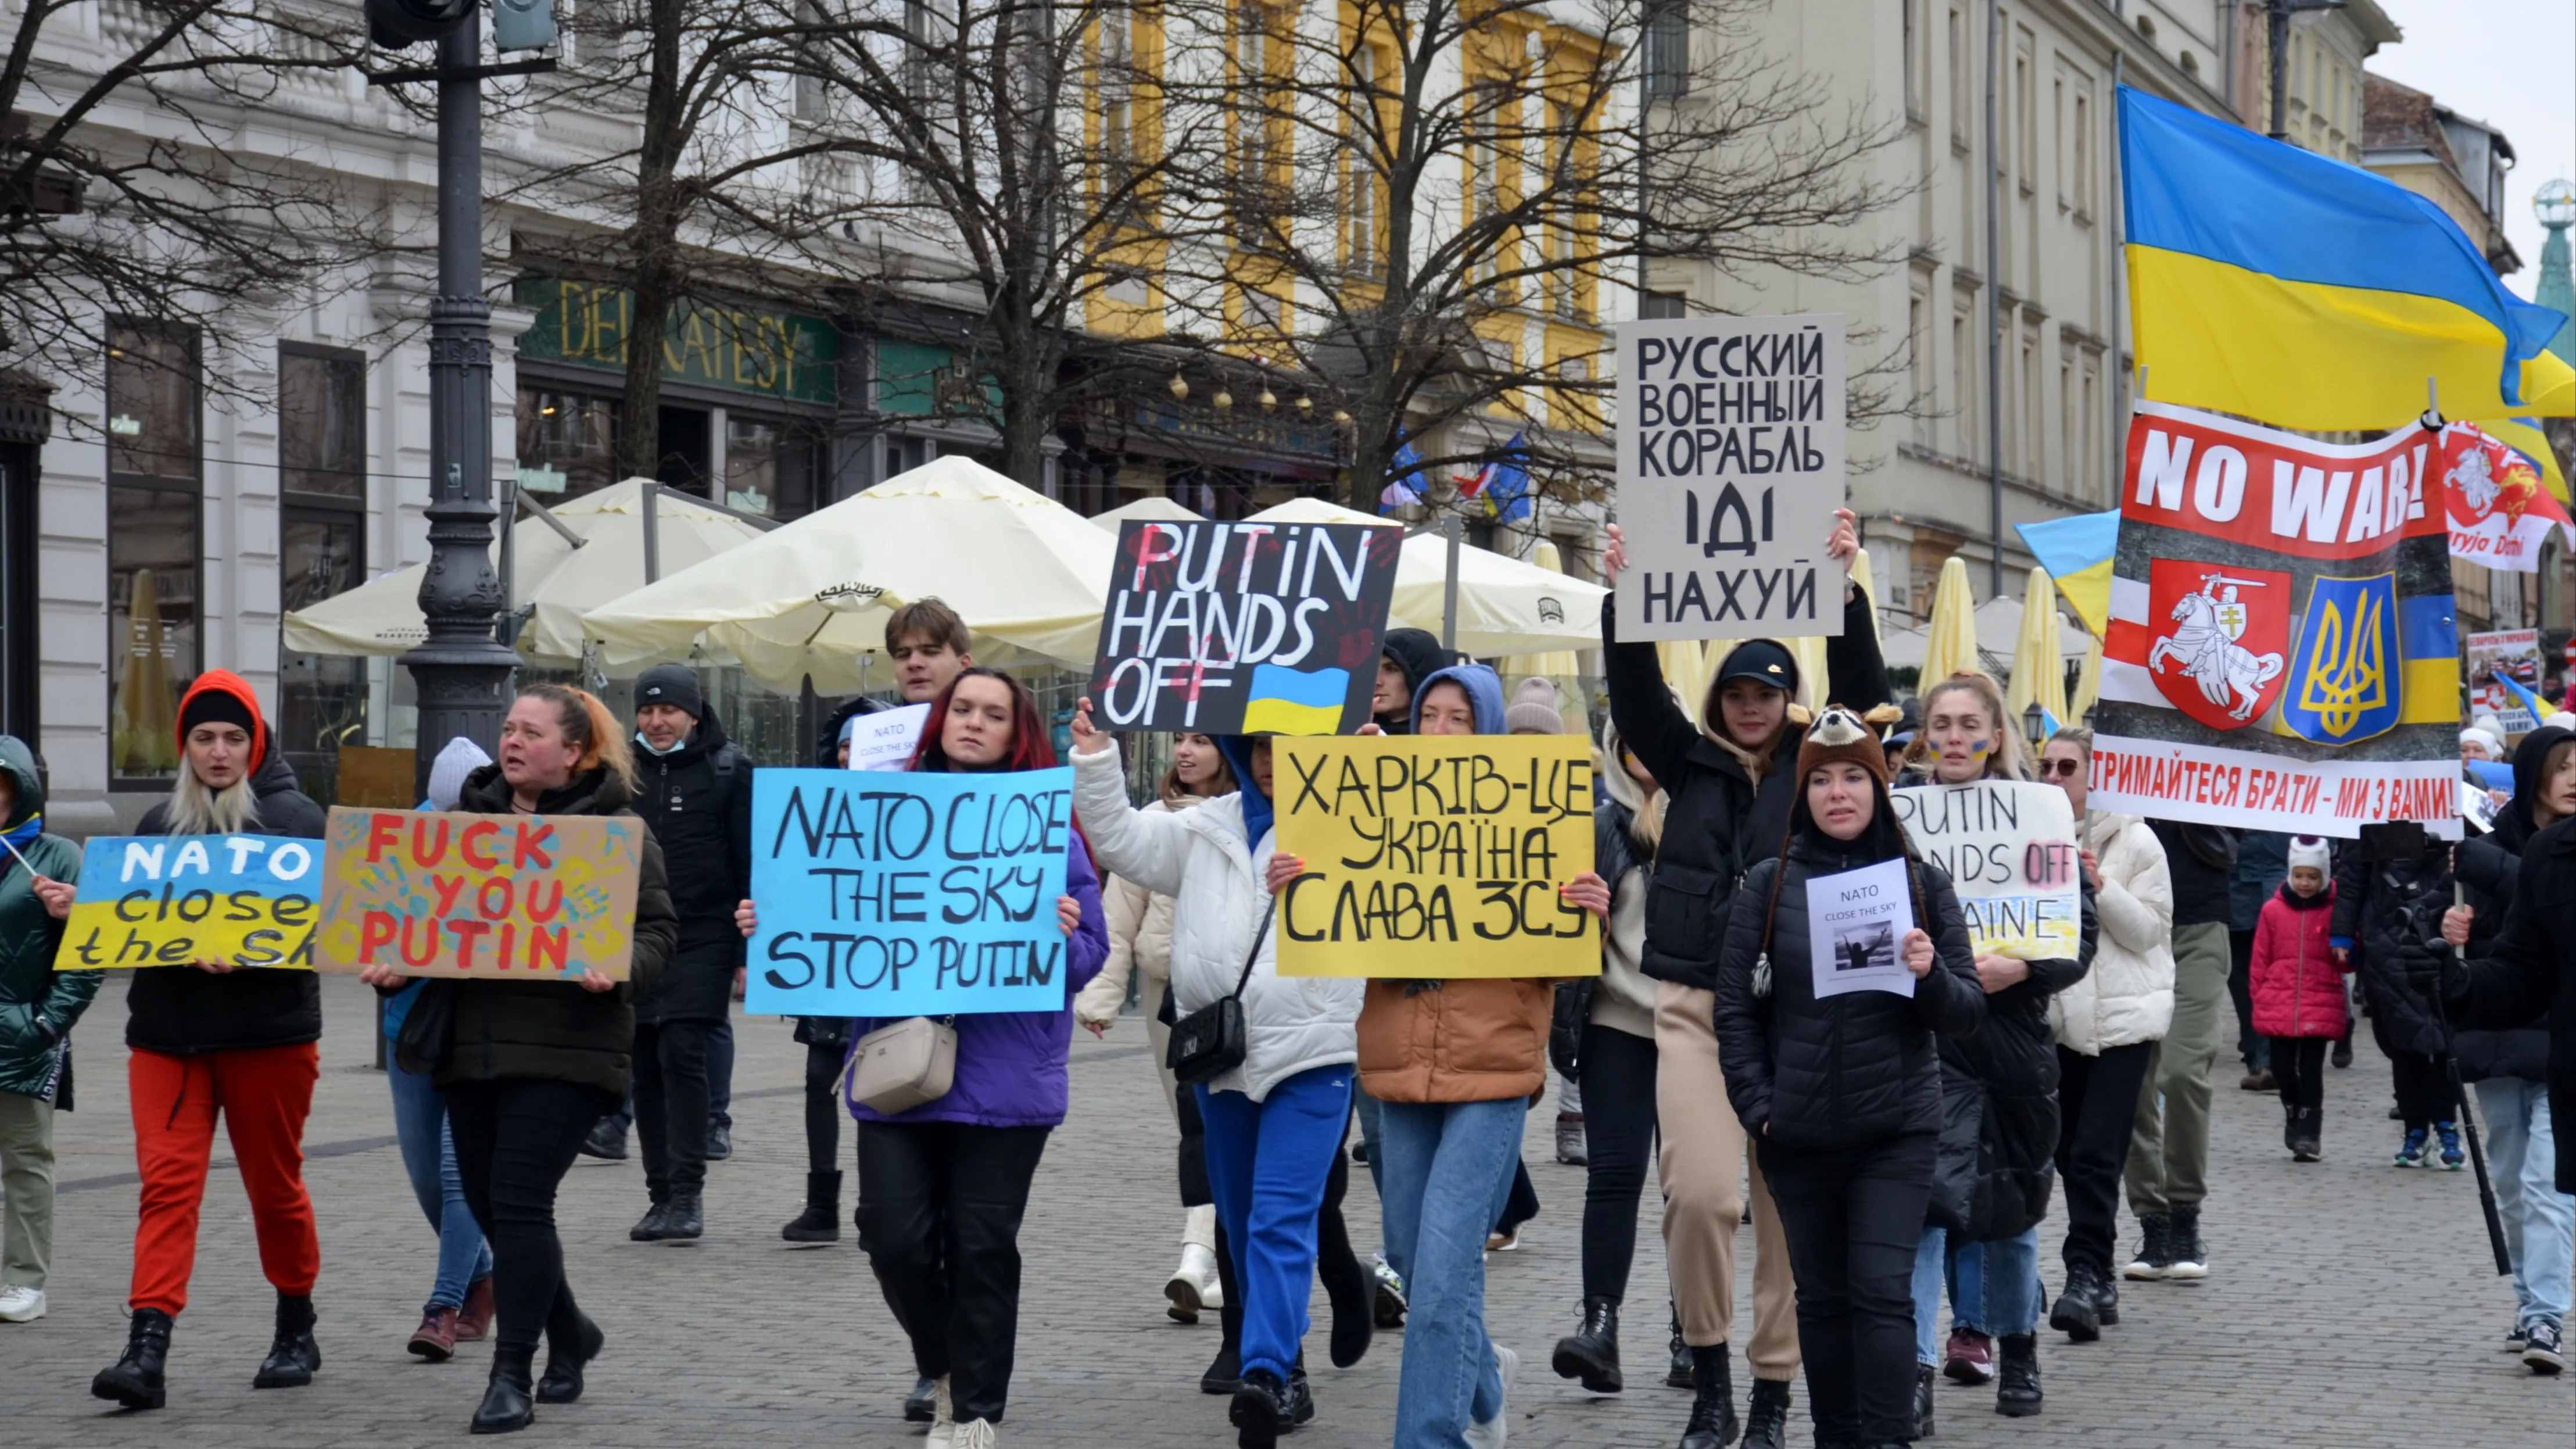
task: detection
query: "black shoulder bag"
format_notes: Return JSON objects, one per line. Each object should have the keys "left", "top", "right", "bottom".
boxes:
{"left": 1167, "top": 910, "right": 1276, "bottom": 1087}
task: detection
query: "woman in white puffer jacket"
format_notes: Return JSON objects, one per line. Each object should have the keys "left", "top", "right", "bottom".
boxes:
{"left": 2037, "top": 728, "right": 2174, "bottom": 1341}
{"left": 1070, "top": 706, "right": 1366, "bottom": 1436}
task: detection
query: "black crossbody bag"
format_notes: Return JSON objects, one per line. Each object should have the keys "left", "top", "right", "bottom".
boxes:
{"left": 1167, "top": 911, "right": 1276, "bottom": 1087}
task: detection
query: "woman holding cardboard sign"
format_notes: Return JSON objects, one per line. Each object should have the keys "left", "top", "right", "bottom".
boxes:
{"left": 359, "top": 684, "right": 678, "bottom": 1434}
{"left": 90, "top": 670, "right": 328, "bottom": 1414}
{"left": 1711, "top": 706, "right": 1986, "bottom": 1449}
{"left": 737, "top": 667, "right": 1105, "bottom": 1449}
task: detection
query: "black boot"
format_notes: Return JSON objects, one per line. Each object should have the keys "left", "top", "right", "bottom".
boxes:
{"left": 1551, "top": 1296, "right": 1622, "bottom": 1394}
{"left": 2283, "top": 1102, "right": 2302, "bottom": 1153}
{"left": 2093, "top": 1262, "right": 2121, "bottom": 1326}
{"left": 1315, "top": 1225, "right": 1373, "bottom": 1368}
{"left": 629, "top": 1197, "right": 671, "bottom": 1242}
{"left": 1994, "top": 1333, "right": 2042, "bottom": 1416}
{"left": 2048, "top": 1261, "right": 2102, "bottom": 1342}
{"left": 902, "top": 1376, "right": 937, "bottom": 1422}
{"left": 1677, "top": 1342, "right": 1736, "bottom": 1448}
{"left": 1741, "top": 1375, "right": 1792, "bottom": 1449}
{"left": 2291, "top": 1107, "right": 2322, "bottom": 1162}
{"left": 782, "top": 1171, "right": 843, "bottom": 1242}
{"left": 252, "top": 1293, "right": 320, "bottom": 1389}
{"left": 470, "top": 1346, "right": 537, "bottom": 1434}
{"left": 1201, "top": 1341, "right": 1243, "bottom": 1396}
{"left": 1912, "top": 1359, "right": 1936, "bottom": 1438}
{"left": 92, "top": 1308, "right": 173, "bottom": 1410}
{"left": 1229, "top": 1366, "right": 1288, "bottom": 1449}
{"left": 535, "top": 1312, "right": 604, "bottom": 1405}
{"left": 659, "top": 1191, "right": 704, "bottom": 1242}
{"left": 1285, "top": 1353, "right": 1316, "bottom": 1425}
{"left": 1665, "top": 1307, "right": 1694, "bottom": 1389}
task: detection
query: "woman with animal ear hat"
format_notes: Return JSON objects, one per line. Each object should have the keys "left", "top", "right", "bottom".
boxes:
{"left": 1599, "top": 511, "right": 1896, "bottom": 1449}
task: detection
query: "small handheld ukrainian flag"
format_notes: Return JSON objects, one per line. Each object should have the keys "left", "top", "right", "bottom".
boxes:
{"left": 2120, "top": 87, "right": 2573, "bottom": 431}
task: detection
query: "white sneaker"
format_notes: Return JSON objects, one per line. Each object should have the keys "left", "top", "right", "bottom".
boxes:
{"left": 926, "top": 1376, "right": 955, "bottom": 1448}
{"left": 1166, "top": 1243, "right": 1220, "bottom": 1322}
{"left": 0, "top": 1286, "right": 45, "bottom": 1322}
{"left": 1464, "top": 1343, "right": 1515, "bottom": 1448}
{"left": 952, "top": 1420, "right": 998, "bottom": 1448}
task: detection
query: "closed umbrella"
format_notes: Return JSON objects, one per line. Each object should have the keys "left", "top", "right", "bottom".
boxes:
{"left": 112, "top": 568, "right": 179, "bottom": 775}
{"left": 1919, "top": 556, "right": 1979, "bottom": 685}
{"left": 2006, "top": 565, "right": 2070, "bottom": 728}
{"left": 582, "top": 456, "right": 1117, "bottom": 693}
{"left": 283, "top": 478, "right": 773, "bottom": 667}
{"left": 1244, "top": 497, "right": 1607, "bottom": 657}
{"left": 2069, "top": 633, "right": 2104, "bottom": 721}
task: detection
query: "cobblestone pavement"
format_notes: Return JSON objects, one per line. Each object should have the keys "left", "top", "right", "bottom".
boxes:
{"left": 5, "top": 975, "right": 2568, "bottom": 1447}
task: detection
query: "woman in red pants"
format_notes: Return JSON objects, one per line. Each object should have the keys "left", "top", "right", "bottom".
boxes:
{"left": 90, "top": 670, "right": 329, "bottom": 1410}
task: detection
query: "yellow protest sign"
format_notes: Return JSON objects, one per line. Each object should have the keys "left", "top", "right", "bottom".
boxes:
{"left": 1273, "top": 735, "right": 1597, "bottom": 979}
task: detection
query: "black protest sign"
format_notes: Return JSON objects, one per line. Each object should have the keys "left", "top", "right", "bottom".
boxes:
{"left": 1088, "top": 518, "right": 1400, "bottom": 735}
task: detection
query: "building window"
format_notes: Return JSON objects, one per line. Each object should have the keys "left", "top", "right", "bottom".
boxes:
{"left": 277, "top": 343, "right": 368, "bottom": 803}
{"left": 1639, "top": 290, "right": 1687, "bottom": 320}
{"left": 106, "top": 321, "right": 200, "bottom": 784}
{"left": 1645, "top": 2, "right": 1688, "bottom": 96}
{"left": 514, "top": 385, "right": 620, "bottom": 499}
{"left": 722, "top": 415, "right": 823, "bottom": 518}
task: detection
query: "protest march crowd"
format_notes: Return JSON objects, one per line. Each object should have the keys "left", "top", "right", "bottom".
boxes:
{"left": 0, "top": 492, "right": 2570, "bottom": 1449}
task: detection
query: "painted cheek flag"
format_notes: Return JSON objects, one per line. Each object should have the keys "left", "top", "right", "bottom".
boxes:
{"left": 2013, "top": 509, "right": 2118, "bottom": 639}
{"left": 2120, "top": 86, "right": 2573, "bottom": 432}
{"left": 1242, "top": 663, "right": 1352, "bottom": 735}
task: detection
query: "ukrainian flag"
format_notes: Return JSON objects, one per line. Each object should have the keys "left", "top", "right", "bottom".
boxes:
{"left": 1242, "top": 663, "right": 1350, "bottom": 735}
{"left": 2121, "top": 87, "right": 2572, "bottom": 432}
{"left": 2013, "top": 510, "right": 2117, "bottom": 639}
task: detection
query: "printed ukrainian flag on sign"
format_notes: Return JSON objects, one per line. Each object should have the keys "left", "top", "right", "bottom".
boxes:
{"left": 1242, "top": 664, "right": 1350, "bottom": 735}
{"left": 2120, "top": 87, "right": 2572, "bottom": 432}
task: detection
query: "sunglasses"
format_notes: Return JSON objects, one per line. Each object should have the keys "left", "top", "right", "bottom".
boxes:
{"left": 2038, "top": 758, "right": 2083, "bottom": 778}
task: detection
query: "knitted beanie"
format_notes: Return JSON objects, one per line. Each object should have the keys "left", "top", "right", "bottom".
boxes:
{"left": 1504, "top": 678, "right": 1564, "bottom": 735}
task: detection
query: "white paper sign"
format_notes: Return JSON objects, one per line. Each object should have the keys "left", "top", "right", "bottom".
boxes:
{"left": 1889, "top": 780, "right": 2082, "bottom": 961}
{"left": 1806, "top": 857, "right": 1916, "bottom": 999}
{"left": 1614, "top": 313, "right": 1846, "bottom": 642}
{"left": 847, "top": 703, "right": 931, "bottom": 772}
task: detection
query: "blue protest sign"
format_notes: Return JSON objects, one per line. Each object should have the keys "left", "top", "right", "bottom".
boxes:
{"left": 744, "top": 766, "right": 1076, "bottom": 1017}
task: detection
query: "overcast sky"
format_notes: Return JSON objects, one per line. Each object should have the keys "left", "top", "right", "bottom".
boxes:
{"left": 2369, "top": 0, "right": 2574, "bottom": 300}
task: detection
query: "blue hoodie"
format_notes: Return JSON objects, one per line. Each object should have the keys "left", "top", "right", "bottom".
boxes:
{"left": 1407, "top": 662, "right": 1507, "bottom": 736}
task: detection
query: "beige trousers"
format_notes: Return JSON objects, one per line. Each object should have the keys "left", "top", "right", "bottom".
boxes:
{"left": 1655, "top": 981, "right": 1801, "bottom": 1379}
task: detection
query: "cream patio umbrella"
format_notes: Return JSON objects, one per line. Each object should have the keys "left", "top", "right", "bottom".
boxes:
{"left": 1089, "top": 495, "right": 1204, "bottom": 532}
{"left": 2005, "top": 565, "right": 2070, "bottom": 729}
{"left": 283, "top": 478, "right": 774, "bottom": 668}
{"left": 1243, "top": 497, "right": 1608, "bottom": 657}
{"left": 1918, "top": 556, "right": 1980, "bottom": 685}
{"left": 2069, "top": 633, "right": 2104, "bottom": 721}
{"left": 582, "top": 456, "right": 1119, "bottom": 693}
{"left": 1502, "top": 540, "right": 1587, "bottom": 734}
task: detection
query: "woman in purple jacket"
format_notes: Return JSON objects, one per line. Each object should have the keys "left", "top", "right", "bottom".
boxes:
{"left": 740, "top": 667, "right": 1105, "bottom": 1448}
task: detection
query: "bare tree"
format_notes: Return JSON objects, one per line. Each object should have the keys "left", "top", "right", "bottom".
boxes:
{"left": 799, "top": 0, "right": 1229, "bottom": 487}
{"left": 1174, "top": 0, "right": 1909, "bottom": 514}
{"left": 0, "top": 0, "right": 371, "bottom": 395}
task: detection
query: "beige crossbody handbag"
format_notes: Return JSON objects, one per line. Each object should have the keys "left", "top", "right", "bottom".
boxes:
{"left": 840, "top": 1015, "right": 958, "bottom": 1115}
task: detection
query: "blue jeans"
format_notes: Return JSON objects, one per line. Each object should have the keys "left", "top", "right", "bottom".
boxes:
{"left": 1198, "top": 1067, "right": 1354, "bottom": 1382}
{"left": 1912, "top": 1225, "right": 2040, "bottom": 1363}
{"left": 1378, "top": 1098, "right": 1520, "bottom": 1449}
{"left": 389, "top": 1064, "right": 492, "bottom": 1311}
{"left": 2475, "top": 1078, "right": 2574, "bottom": 1326}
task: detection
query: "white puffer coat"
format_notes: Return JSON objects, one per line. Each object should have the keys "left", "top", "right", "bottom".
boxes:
{"left": 1073, "top": 744, "right": 1362, "bottom": 1101}
{"left": 2050, "top": 810, "right": 2177, "bottom": 1055}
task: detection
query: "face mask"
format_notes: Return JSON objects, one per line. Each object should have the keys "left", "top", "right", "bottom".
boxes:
{"left": 635, "top": 730, "right": 685, "bottom": 757}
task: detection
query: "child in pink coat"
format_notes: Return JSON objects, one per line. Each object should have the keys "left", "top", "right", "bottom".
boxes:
{"left": 2249, "top": 836, "right": 2347, "bottom": 1161}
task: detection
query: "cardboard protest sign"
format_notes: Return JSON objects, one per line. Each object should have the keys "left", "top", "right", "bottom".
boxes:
{"left": 55, "top": 835, "right": 320, "bottom": 970}
{"left": 1891, "top": 780, "right": 2081, "bottom": 961}
{"left": 1273, "top": 735, "right": 1596, "bottom": 978}
{"left": 2093, "top": 400, "right": 2462, "bottom": 839}
{"left": 743, "top": 767, "right": 1076, "bottom": 1017}
{"left": 1088, "top": 518, "right": 1400, "bottom": 734}
{"left": 849, "top": 703, "right": 931, "bottom": 771}
{"left": 1613, "top": 313, "right": 1846, "bottom": 641}
{"left": 313, "top": 808, "right": 646, "bottom": 979}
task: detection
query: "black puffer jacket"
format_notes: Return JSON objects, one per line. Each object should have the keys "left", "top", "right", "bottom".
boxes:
{"left": 2152, "top": 819, "right": 2238, "bottom": 929}
{"left": 2451, "top": 727, "right": 2566, "bottom": 1085}
{"left": 1713, "top": 827, "right": 1986, "bottom": 1150}
{"left": 2333, "top": 823, "right": 2451, "bottom": 1060}
{"left": 2453, "top": 813, "right": 2576, "bottom": 1193}
{"left": 1931, "top": 877, "right": 2097, "bottom": 1240}
{"left": 421, "top": 764, "right": 677, "bottom": 1100}
{"left": 1604, "top": 587, "right": 1891, "bottom": 992}
{"left": 630, "top": 711, "right": 751, "bottom": 1025}
{"left": 125, "top": 749, "right": 329, "bottom": 1056}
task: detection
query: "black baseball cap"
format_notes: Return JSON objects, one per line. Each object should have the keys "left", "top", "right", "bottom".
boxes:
{"left": 1714, "top": 639, "right": 1799, "bottom": 695}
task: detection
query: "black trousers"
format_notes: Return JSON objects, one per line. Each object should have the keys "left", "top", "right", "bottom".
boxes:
{"left": 1575, "top": 1022, "right": 1658, "bottom": 1302}
{"left": 2054, "top": 1042, "right": 2154, "bottom": 1275}
{"left": 2387, "top": 1047, "right": 2456, "bottom": 1128}
{"left": 803, "top": 1039, "right": 843, "bottom": 1176}
{"left": 1757, "top": 1130, "right": 1936, "bottom": 1447}
{"left": 633, "top": 1018, "right": 714, "bottom": 1198}
{"left": 2270, "top": 1036, "right": 2330, "bottom": 1111}
{"left": 857, "top": 1120, "right": 1051, "bottom": 1423}
{"left": 446, "top": 1078, "right": 615, "bottom": 1356}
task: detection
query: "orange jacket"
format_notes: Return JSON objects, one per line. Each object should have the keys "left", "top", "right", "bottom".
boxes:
{"left": 1356, "top": 977, "right": 1552, "bottom": 1104}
